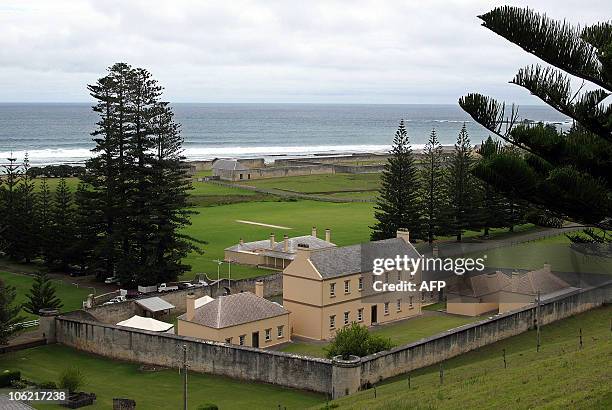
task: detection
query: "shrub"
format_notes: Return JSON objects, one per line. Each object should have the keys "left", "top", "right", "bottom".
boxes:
{"left": 58, "top": 368, "right": 85, "bottom": 393}
{"left": 0, "top": 370, "right": 20, "bottom": 388}
{"left": 197, "top": 404, "right": 219, "bottom": 410}
{"left": 11, "top": 379, "right": 28, "bottom": 389}
{"left": 325, "top": 323, "right": 394, "bottom": 359}
{"left": 38, "top": 381, "right": 58, "bottom": 389}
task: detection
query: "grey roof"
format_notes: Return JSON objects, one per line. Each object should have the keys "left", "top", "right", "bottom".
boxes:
{"left": 212, "top": 159, "right": 250, "bottom": 171}
{"left": 178, "top": 292, "right": 288, "bottom": 328}
{"left": 0, "top": 395, "right": 36, "bottom": 410}
{"left": 448, "top": 268, "right": 572, "bottom": 298}
{"left": 309, "top": 238, "right": 421, "bottom": 278}
{"left": 135, "top": 297, "right": 175, "bottom": 312}
{"left": 226, "top": 235, "right": 335, "bottom": 259}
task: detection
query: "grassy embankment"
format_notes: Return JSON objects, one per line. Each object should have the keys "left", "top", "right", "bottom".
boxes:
{"left": 280, "top": 313, "right": 483, "bottom": 358}
{"left": 0, "top": 345, "right": 324, "bottom": 410}
{"left": 0, "top": 271, "right": 91, "bottom": 320}
{"left": 324, "top": 305, "right": 612, "bottom": 409}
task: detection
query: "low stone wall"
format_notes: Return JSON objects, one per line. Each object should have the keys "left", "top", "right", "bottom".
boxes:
{"left": 54, "top": 280, "right": 610, "bottom": 398}
{"left": 333, "top": 164, "right": 385, "bottom": 174}
{"left": 358, "top": 282, "right": 611, "bottom": 385}
{"left": 55, "top": 317, "right": 333, "bottom": 394}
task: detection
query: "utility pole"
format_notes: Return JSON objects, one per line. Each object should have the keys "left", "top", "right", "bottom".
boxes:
{"left": 536, "top": 290, "right": 541, "bottom": 352}
{"left": 182, "top": 344, "right": 188, "bottom": 410}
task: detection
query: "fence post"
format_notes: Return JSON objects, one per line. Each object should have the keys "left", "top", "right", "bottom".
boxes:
{"left": 579, "top": 328, "right": 583, "bottom": 349}
{"left": 439, "top": 363, "right": 444, "bottom": 385}
{"left": 536, "top": 291, "right": 541, "bottom": 352}
{"left": 503, "top": 349, "right": 507, "bottom": 369}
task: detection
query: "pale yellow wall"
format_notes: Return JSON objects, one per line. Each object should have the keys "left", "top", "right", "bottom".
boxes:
{"left": 177, "top": 313, "right": 290, "bottom": 349}
{"left": 284, "top": 274, "right": 323, "bottom": 306}
{"left": 224, "top": 250, "right": 265, "bottom": 266}
{"left": 283, "top": 300, "right": 323, "bottom": 340}
{"left": 446, "top": 294, "right": 498, "bottom": 316}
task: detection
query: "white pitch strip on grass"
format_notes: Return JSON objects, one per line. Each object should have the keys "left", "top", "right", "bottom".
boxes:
{"left": 235, "top": 220, "right": 292, "bottom": 230}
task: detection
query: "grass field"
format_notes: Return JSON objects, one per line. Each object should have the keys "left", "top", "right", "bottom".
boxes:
{"left": 1, "top": 345, "right": 324, "bottom": 410}
{"left": 181, "top": 200, "right": 375, "bottom": 279}
{"left": 0, "top": 271, "right": 91, "bottom": 320}
{"left": 280, "top": 313, "right": 482, "bottom": 358}
{"left": 326, "top": 305, "right": 612, "bottom": 409}
{"left": 237, "top": 173, "right": 381, "bottom": 194}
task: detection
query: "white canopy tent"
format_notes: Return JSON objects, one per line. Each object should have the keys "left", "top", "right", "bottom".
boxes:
{"left": 116, "top": 315, "right": 174, "bottom": 333}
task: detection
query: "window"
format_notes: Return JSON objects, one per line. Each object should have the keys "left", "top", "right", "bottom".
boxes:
{"left": 409, "top": 296, "right": 414, "bottom": 308}
{"left": 430, "top": 291, "right": 435, "bottom": 300}
{"left": 397, "top": 271, "right": 402, "bottom": 281}
{"left": 385, "top": 272, "right": 389, "bottom": 283}
{"left": 344, "top": 280, "right": 350, "bottom": 294}
{"left": 357, "top": 308, "right": 364, "bottom": 322}
{"left": 239, "top": 335, "right": 245, "bottom": 346}
{"left": 344, "top": 311, "right": 349, "bottom": 325}
{"left": 384, "top": 302, "right": 389, "bottom": 315}
{"left": 265, "top": 328, "right": 271, "bottom": 341}
{"left": 396, "top": 299, "right": 402, "bottom": 312}
{"left": 421, "top": 292, "right": 425, "bottom": 302}
{"left": 329, "top": 315, "right": 336, "bottom": 329}
{"left": 239, "top": 173, "right": 243, "bottom": 180}
{"left": 225, "top": 337, "right": 233, "bottom": 344}
{"left": 330, "top": 282, "right": 336, "bottom": 297}
{"left": 277, "top": 325, "right": 284, "bottom": 338}
{"left": 358, "top": 277, "right": 363, "bottom": 291}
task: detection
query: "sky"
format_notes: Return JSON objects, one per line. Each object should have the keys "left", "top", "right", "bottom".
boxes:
{"left": 0, "top": 0, "right": 607, "bottom": 104}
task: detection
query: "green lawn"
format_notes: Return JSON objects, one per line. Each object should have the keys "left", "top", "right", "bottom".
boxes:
{"left": 237, "top": 173, "right": 381, "bottom": 194}
{"left": 0, "top": 271, "right": 91, "bottom": 320}
{"left": 469, "top": 240, "right": 611, "bottom": 274}
{"left": 326, "top": 305, "right": 612, "bottom": 409}
{"left": 181, "top": 200, "right": 375, "bottom": 280}
{"left": 1, "top": 345, "right": 324, "bottom": 410}
{"left": 280, "top": 313, "right": 482, "bottom": 358}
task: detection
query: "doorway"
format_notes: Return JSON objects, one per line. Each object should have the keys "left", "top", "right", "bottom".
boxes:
{"left": 371, "top": 305, "right": 378, "bottom": 324}
{"left": 252, "top": 331, "right": 259, "bottom": 348}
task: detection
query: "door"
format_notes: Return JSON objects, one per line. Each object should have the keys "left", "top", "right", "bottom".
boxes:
{"left": 371, "top": 305, "right": 378, "bottom": 324}
{"left": 252, "top": 331, "right": 259, "bottom": 348}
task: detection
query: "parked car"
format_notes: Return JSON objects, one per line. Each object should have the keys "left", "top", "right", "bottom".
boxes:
{"left": 158, "top": 283, "right": 179, "bottom": 292}
{"left": 105, "top": 276, "right": 120, "bottom": 284}
{"left": 102, "top": 295, "right": 127, "bottom": 305}
{"left": 177, "top": 282, "right": 196, "bottom": 290}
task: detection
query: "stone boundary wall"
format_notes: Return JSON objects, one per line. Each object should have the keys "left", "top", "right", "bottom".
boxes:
{"left": 52, "top": 281, "right": 610, "bottom": 398}
{"left": 54, "top": 316, "right": 334, "bottom": 394}
{"left": 358, "top": 282, "right": 611, "bottom": 386}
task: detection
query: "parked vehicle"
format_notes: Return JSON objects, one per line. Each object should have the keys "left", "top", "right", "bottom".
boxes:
{"left": 158, "top": 283, "right": 179, "bottom": 292}
{"left": 138, "top": 285, "right": 158, "bottom": 294}
{"left": 103, "top": 295, "right": 127, "bottom": 305}
{"left": 105, "top": 276, "right": 120, "bottom": 284}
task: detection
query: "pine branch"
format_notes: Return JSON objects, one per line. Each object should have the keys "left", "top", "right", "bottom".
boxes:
{"left": 479, "top": 6, "right": 610, "bottom": 91}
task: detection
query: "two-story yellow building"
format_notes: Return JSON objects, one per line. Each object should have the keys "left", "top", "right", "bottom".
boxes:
{"left": 282, "top": 230, "right": 423, "bottom": 340}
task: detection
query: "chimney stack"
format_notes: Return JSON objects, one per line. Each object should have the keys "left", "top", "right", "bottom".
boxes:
{"left": 542, "top": 263, "right": 551, "bottom": 273}
{"left": 239, "top": 238, "right": 244, "bottom": 246}
{"left": 325, "top": 228, "right": 331, "bottom": 243}
{"left": 311, "top": 226, "right": 317, "bottom": 238}
{"left": 283, "top": 234, "right": 289, "bottom": 252}
{"left": 186, "top": 293, "right": 196, "bottom": 321}
{"left": 396, "top": 229, "right": 410, "bottom": 243}
{"left": 255, "top": 280, "right": 264, "bottom": 298}
{"left": 269, "top": 233, "right": 275, "bottom": 249}
{"left": 296, "top": 243, "right": 311, "bottom": 259}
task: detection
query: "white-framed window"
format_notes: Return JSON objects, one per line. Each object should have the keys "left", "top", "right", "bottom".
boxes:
{"left": 344, "top": 280, "right": 350, "bottom": 294}
{"left": 265, "top": 328, "right": 271, "bottom": 341}
{"left": 277, "top": 325, "right": 284, "bottom": 338}
{"left": 396, "top": 299, "right": 402, "bottom": 312}
{"left": 239, "top": 335, "right": 245, "bottom": 346}
{"left": 329, "top": 315, "right": 336, "bottom": 329}
{"left": 409, "top": 296, "right": 414, "bottom": 308}
{"left": 357, "top": 308, "right": 364, "bottom": 322}
{"left": 384, "top": 302, "right": 389, "bottom": 315}
{"left": 358, "top": 277, "right": 363, "bottom": 291}
{"left": 225, "top": 337, "right": 233, "bottom": 344}
{"left": 330, "top": 282, "right": 336, "bottom": 297}
{"left": 344, "top": 311, "right": 349, "bottom": 325}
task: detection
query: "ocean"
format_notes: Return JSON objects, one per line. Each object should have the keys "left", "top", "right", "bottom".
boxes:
{"left": 0, "top": 103, "right": 571, "bottom": 165}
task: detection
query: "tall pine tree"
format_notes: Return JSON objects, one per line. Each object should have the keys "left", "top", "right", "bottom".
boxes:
{"left": 12, "top": 155, "right": 39, "bottom": 262}
{"left": 37, "top": 177, "right": 53, "bottom": 264}
{"left": 444, "top": 124, "right": 480, "bottom": 241}
{"left": 0, "top": 155, "right": 21, "bottom": 258}
{"left": 49, "top": 178, "right": 74, "bottom": 270}
{"left": 371, "top": 120, "right": 423, "bottom": 241}
{"left": 0, "top": 279, "right": 22, "bottom": 344}
{"left": 420, "top": 129, "right": 446, "bottom": 243}
{"left": 476, "top": 137, "right": 508, "bottom": 237}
